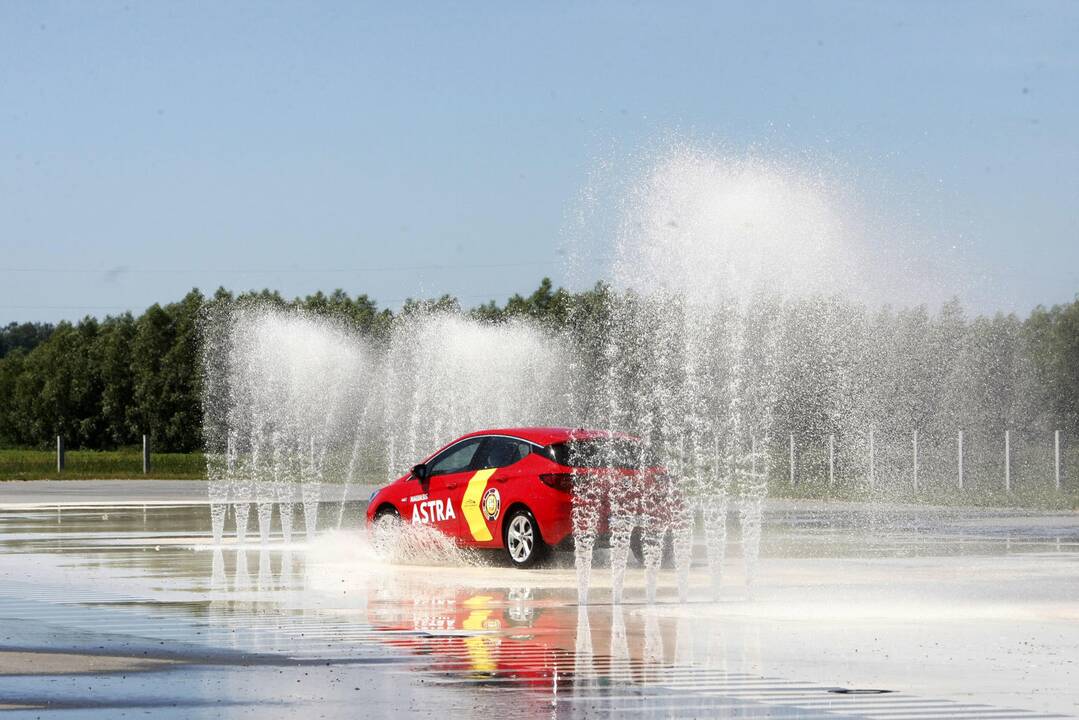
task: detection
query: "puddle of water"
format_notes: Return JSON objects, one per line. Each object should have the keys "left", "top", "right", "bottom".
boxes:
{"left": 0, "top": 499, "right": 1076, "bottom": 718}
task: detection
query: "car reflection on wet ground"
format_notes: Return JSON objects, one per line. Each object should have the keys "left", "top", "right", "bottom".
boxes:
{"left": 0, "top": 482, "right": 1077, "bottom": 719}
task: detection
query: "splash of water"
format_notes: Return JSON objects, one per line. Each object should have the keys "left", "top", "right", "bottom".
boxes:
{"left": 369, "top": 517, "right": 480, "bottom": 567}
{"left": 202, "top": 306, "right": 373, "bottom": 544}
{"left": 204, "top": 305, "right": 570, "bottom": 547}
{"left": 202, "top": 143, "right": 857, "bottom": 611}
{"left": 381, "top": 312, "right": 569, "bottom": 479}
{"left": 568, "top": 143, "right": 846, "bottom": 603}
{"left": 611, "top": 145, "right": 855, "bottom": 304}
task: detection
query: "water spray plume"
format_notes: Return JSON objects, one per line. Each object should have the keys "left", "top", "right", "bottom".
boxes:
{"left": 612, "top": 146, "right": 855, "bottom": 304}
{"left": 204, "top": 142, "right": 879, "bottom": 608}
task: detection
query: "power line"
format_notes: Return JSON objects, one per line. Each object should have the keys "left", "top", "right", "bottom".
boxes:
{"left": 0, "top": 305, "right": 134, "bottom": 310}
{"left": 0, "top": 290, "right": 540, "bottom": 313}
{"left": 0, "top": 259, "right": 582, "bottom": 275}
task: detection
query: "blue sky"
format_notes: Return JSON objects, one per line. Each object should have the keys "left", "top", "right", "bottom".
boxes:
{"left": 2, "top": 1, "right": 1077, "bottom": 323}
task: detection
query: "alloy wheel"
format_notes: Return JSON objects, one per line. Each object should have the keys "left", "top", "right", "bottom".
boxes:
{"left": 507, "top": 514, "right": 534, "bottom": 563}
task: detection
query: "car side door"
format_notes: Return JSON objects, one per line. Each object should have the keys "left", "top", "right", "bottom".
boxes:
{"left": 415, "top": 437, "right": 485, "bottom": 537}
{"left": 460, "top": 437, "right": 535, "bottom": 545}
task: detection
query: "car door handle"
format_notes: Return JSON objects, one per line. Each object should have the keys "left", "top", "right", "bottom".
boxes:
{"left": 446, "top": 482, "right": 458, "bottom": 489}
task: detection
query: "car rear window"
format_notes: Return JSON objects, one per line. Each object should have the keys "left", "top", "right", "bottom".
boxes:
{"left": 474, "top": 437, "right": 533, "bottom": 469}
{"left": 543, "top": 438, "right": 658, "bottom": 470}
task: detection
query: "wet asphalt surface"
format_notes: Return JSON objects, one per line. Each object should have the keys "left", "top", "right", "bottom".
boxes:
{"left": 0, "top": 482, "right": 1077, "bottom": 719}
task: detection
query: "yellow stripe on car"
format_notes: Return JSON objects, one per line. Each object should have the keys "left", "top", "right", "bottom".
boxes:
{"left": 461, "top": 468, "right": 497, "bottom": 541}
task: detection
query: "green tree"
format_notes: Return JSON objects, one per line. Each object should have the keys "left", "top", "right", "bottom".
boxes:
{"left": 0, "top": 349, "right": 27, "bottom": 445}
{"left": 131, "top": 304, "right": 175, "bottom": 447}
{"left": 0, "top": 322, "right": 54, "bottom": 358}
{"left": 96, "top": 313, "right": 138, "bottom": 446}
{"left": 10, "top": 319, "right": 105, "bottom": 448}
{"left": 129, "top": 291, "right": 206, "bottom": 452}
{"left": 401, "top": 294, "right": 460, "bottom": 316}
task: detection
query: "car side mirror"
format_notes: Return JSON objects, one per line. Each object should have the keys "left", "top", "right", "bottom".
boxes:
{"left": 412, "top": 463, "right": 429, "bottom": 482}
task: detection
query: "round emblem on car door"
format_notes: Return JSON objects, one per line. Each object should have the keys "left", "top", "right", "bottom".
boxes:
{"left": 481, "top": 487, "right": 501, "bottom": 521}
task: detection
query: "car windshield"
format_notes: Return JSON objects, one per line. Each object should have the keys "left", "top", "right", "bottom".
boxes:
{"left": 545, "top": 438, "right": 658, "bottom": 470}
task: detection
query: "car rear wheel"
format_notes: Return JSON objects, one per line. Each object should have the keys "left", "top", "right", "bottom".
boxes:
{"left": 630, "top": 526, "right": 674, "bottom": 568}
{"left": 503, "top": 507, "right": 547, "bottom": 568}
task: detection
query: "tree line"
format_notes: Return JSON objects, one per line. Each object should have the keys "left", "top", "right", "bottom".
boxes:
{"left": 1, "top": 279, "right": 1078, "bottom": 454}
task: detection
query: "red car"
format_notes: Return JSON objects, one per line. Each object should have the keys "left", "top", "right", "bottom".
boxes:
{"left": 365, "top": 427, "right": 664, "bottom": 567}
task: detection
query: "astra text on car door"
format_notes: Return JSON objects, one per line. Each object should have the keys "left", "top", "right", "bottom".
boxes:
{"left": 406, "top": 437, "right": 483, "bottom": 532}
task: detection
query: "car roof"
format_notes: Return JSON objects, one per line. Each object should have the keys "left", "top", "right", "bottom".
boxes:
{"left": 455, "top": 427, "right": 629, "bottom": 446}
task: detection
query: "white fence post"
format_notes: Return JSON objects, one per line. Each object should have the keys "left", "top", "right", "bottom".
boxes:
{"left": 958, "top": 430, "right": 964, "bottom": 489}
{"left": 789, "top": 433, "right": 795, "bottom": 486}
{"left": 1005, "top": 430, "right": 1011, "bottom": 493}
{"left": 1055, "top": 430, "right": 1061, "bottom": 491}
{"left": 142, "top": 434, "right": 151, "bottom": 474}
{"left": 828, "top": 433, "right": 835, "bottom": 485}
{"left": 751, "top": 436, "right": 757, "bottom": 477}
{"left": 869, "top": 429, "right": 875, "bottom": 488}
{"left": 912, "top": 429, "right": 919, "bottom": 492}
{"left": 56, "top": 435, "right": 65, "bottom": 473}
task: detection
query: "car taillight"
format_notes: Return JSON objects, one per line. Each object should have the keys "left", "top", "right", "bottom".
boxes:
{"left": 539, "top": 473, "right": 574, "bottom": 493}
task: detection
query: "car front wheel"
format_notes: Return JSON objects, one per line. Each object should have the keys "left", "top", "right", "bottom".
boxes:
{"left": 371, "top": 506, "right": 401, "bottom": 558}
{"left": 503, "top": 507, "right": 547, "bottom": 568}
